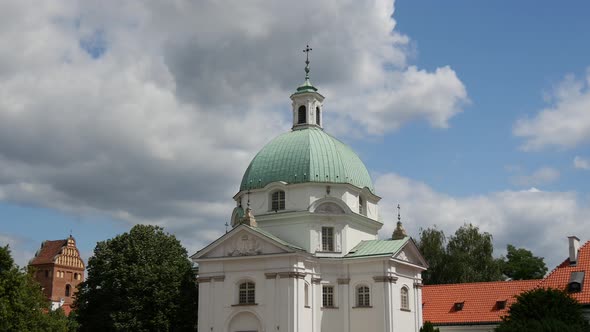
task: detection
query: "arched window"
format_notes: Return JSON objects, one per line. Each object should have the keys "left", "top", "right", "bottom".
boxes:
{"left": 271, "top": 190, "right": 285, "bottom": 211}
{"left": 358, "top": 196, "right": 364, "bottom": 215}
{"left": 239, "top": 282, "right": 256, "bottom": 304}
{"left": 65, "top": 284, "right": 71, "bottom": 297}
{"left": 298, "top": 105, "right": 306, "bottom": 124}
{"left": 400, "top": 286, "right": 409, "bottom": 310}
{"left": 357, "top": 285, "right": 370, "bottom": 307}
{"left": 316, "top": 106, "right": 321, "bottom": 126}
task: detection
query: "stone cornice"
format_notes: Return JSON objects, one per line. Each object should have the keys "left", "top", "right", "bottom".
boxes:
{"left": 373, "top": 276, "right": 399, "bottom": 283}
{"left": 278, "top": 272, "right": 306, "bottom": 279}
{"left": 265, "top": 273, "right": 278, "bottom": 279}
{"left": 337, "top": 278, "right": 350, "bottom": 285}
{"left": 311, "top": 278, "right": 322, "bottom": 284}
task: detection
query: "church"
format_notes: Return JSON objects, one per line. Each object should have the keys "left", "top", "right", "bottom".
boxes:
{"left": 192, "top": 48, "right": 428, "bottom": 332}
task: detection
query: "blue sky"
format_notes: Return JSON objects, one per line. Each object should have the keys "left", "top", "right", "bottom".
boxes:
{"left": 1, "top": 0, "right": 589, "bottom": 270}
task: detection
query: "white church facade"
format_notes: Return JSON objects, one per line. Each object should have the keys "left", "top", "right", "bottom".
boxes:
{"left": 192, "top": 48, "right": 428, "bottom": 332}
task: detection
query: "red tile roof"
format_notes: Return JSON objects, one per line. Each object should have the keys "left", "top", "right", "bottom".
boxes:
{"left": 29, "top": 239, "right": 67, "bottom": 265}
{"left": 423, "top": 240, "right": 590, "bottom": 326}
{"left": 423, "top": 280, "right": 540, "bottom": 325}
{"left": 536, "top": 241, "right": 590, "bottom": 304}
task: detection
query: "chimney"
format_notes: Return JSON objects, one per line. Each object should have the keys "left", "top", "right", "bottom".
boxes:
{"left": 568, "top": 236, "right": 580, "bottom": 264}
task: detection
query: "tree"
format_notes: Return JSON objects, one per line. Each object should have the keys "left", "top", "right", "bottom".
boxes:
{"left": 500, "top": 244, "right": 547, "bottom": 280}
{"left": 495, "top": 288, "right": 590, "bottom": 332}
{"left": 0, "top": 245, "right": 69, "bottom": 331}
{"left": 420, "top": 321, "right": 440, "bottom": 332}
{"left": 446, "top": 223, "right": 502, "bottom": 283}
{"left": 418, "top": 223, "right": 503, "bottom": 284}
{"left": 74, "top": 224, "right": 198, "bottom": 331}
{"left": 417, "top": 227, "right": 448, "bottom": 284}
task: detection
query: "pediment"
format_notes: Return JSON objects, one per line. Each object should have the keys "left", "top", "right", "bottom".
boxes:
{"left": 393, "top": 239, "right": 428, "bottom": 268}
{"left": 192, "top": 226, "right": 295, "bottom": 260}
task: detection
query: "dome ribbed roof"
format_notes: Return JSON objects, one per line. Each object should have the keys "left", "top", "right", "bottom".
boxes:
{"left": 240, "top": 127, "right": 374, "bottom": 193}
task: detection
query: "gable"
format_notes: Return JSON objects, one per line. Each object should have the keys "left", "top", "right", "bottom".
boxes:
{"left": 192, "top": 226, "right": 299, "bottom": 260}
{"left": 394, "top": 239, "right": 428, "bottom": 269}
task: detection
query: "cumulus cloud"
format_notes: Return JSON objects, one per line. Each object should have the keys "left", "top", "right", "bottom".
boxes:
{"left": 514, "top": 69, "right": 590, "bottom": 150}
{"left": 574, "top": 156, "right": 590, "bottom": 170}
{"left": 375, "top": 173, "right": 590, "bottom": 269}
{"left": 0, "top": 0, "right": 468, "bottom": 254}
{"left": 0, "top": 233, "right": 37, "bottom": 268}
{"left": 510, "top": 167, "right": 560, "bottom": 187}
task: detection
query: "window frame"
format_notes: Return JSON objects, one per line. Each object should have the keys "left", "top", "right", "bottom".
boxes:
{"left": 358, "top": 196, "right": 364, "bottom": 215}
{"left": 270, "top": 190, "right": 286, "bottom": 211}
{"left": 321, "top": 227, "right": 334, "bottom": 252}
{"left": 356, "top": 285, "right": 371, "bottom": 307}
{"left": 400, "top": 286, "right": 410, "bottom": 311}
{"left": 322, "top": 285, "right": 335, "bottom": 308}
{"left": 298, "top": 105, "right": 307, "bottom": 124}
{"left": 238, "top": 281, "right": 256, "bottom": 305}
{"left": 65, "top": 284, "right": 71, "bottom": 297}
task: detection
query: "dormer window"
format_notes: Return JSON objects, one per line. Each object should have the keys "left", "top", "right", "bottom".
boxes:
{"left": 298, "top": 105, "right": 306, "bottom": 124}
{"left": 496, "top": 300, "right": 507, "bottom": 310}
{"left": 454, "top": 302, "right": 464, "bottom": 311}
{"left": 568, "top": 271, "right": 585, "bottom": 293}
{"left": 271, "top": 190, "right": 285, "bottom": 211}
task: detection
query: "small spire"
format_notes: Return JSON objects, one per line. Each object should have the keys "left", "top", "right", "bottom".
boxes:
{"left": 247, "top": 189, "right": 251, "bottom": 209}
{"left": 303, "top": 45, "right": 312, "bottom": 81}
{"left": 225, "top": 222, "right": 229, "bottom": 233}
{"left": 296, "top": 45, "right": 318, "bottom": 93}
{"left": 392, "top": 203, "right": 408, "bottom": 240}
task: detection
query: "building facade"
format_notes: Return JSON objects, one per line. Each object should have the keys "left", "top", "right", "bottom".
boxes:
{"left": 29, "top": 235, "right": 85, "bottom": 312}
{"left": 192, "top": 55, "right": 427, "bottom": 332}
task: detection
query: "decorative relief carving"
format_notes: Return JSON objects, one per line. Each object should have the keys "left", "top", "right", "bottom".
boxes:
{"left": 315, "top": 202, "right": 345, "bottom": 214}
{"left": 397, "top": 250, "right": 409, "bottom": 262}
{"left": 227, "top": 234, "right": 262, "bottom": 256}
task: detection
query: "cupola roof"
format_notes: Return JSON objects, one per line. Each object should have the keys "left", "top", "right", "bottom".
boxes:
{"left": 240, "top": 127, "right": 374, "bottom": 193}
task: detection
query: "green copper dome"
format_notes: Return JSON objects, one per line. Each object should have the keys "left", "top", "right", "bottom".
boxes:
{"left": 240, "top": 127, "right": 375, "bottom": 193}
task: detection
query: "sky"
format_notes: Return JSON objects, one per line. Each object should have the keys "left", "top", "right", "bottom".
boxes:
{"left": 1, "top": 0, "right": 589, "bottom": 272}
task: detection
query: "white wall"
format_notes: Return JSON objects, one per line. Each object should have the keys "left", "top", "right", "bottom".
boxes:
{"left": 197, "top": 253, "right": 424, "bottom": 332}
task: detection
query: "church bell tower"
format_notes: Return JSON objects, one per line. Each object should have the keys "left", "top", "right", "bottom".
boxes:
{"left": 291, "top": 45, "right": 324, "bottom": 129}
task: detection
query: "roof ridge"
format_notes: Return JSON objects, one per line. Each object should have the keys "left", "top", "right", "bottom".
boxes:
{"left": 536, "top": 240, "right": 590, "bottom": 289}
{"left": 422, "top": 279, "right": 541, "bottom": 288}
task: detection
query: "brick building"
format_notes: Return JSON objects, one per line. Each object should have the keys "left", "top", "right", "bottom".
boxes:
{"left": 29, "top": 235, "right": 85, "bottom": 311}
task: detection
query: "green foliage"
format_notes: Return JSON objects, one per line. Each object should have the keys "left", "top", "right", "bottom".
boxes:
{"left": 0, "top": 245, "right": 70, "bottom": 332}
{"left": 500, "top": 244, "right": 548, "bottom": 280}
{"left": 420, "top": 321, "right": 440, "bottom": 332}
{"left": 417, "top": 227, "right": 448, "bottom": 285}
{"left": 418, "top": 224, "right": 503, "bottom": 284}
{"left": 74, "top": 224, "right": 198, "bottom": 332}
{"left": 495, "top": 288, "right": 590, "bottom": 332}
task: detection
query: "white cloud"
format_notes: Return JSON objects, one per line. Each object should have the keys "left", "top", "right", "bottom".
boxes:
{"left": 0, "top": 233, "right": 36, "bottom": 268}
{"left": 510, "top": 167, "right": 560, "bottom": 187}
{"left": 375, "top": 173, "right": 590, "bottom": 269}
{"left": 0, "top": 0, "right": 468, "bottom": 255}
{"left": 574, "top": 156, "right": 590, "bottom": 170}
{"left": 514, "top": 69, "right": 590, "bottom": 150}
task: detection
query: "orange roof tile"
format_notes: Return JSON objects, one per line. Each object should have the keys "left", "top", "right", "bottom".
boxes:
{"left": 422, "top": 280, "right": 540, "bottom": 325}
{"left": 29, "top": 239, "right": 67, "bottom": 265}
{"left": 536, "top": 241, "right": 590, "bottom": 304}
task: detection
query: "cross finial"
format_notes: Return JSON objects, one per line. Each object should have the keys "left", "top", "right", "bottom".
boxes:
{"left": 224, "top": 222, "right": 229, "bottom": 233}
{"left": 397, "top": 204, "right": 401, "bottom": 222}
{"left": 303, "top": 44, "right": 312, "bottom": 80}
{"left": 247, "top": 189, "right": 251, "bottom": 208}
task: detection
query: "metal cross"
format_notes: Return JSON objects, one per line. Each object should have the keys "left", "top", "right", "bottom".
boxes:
{"left": 303, "top": 45, "right": 312, "bottom": 63}
{"left": 397, "top": 204, "right": 401, "bottom": 222}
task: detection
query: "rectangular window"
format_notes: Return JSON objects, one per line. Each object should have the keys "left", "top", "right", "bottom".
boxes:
{"left": 239, "top": 282, "right": 256, "bottom": 304}
{"left": 321, "top": 227, "right": 334, "bottom": 251}
{"left": 271, "top": 191, "right": 285, "bottom": 211}
{"left": 322, "top": 285, "right": 334, "bottom": 307}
